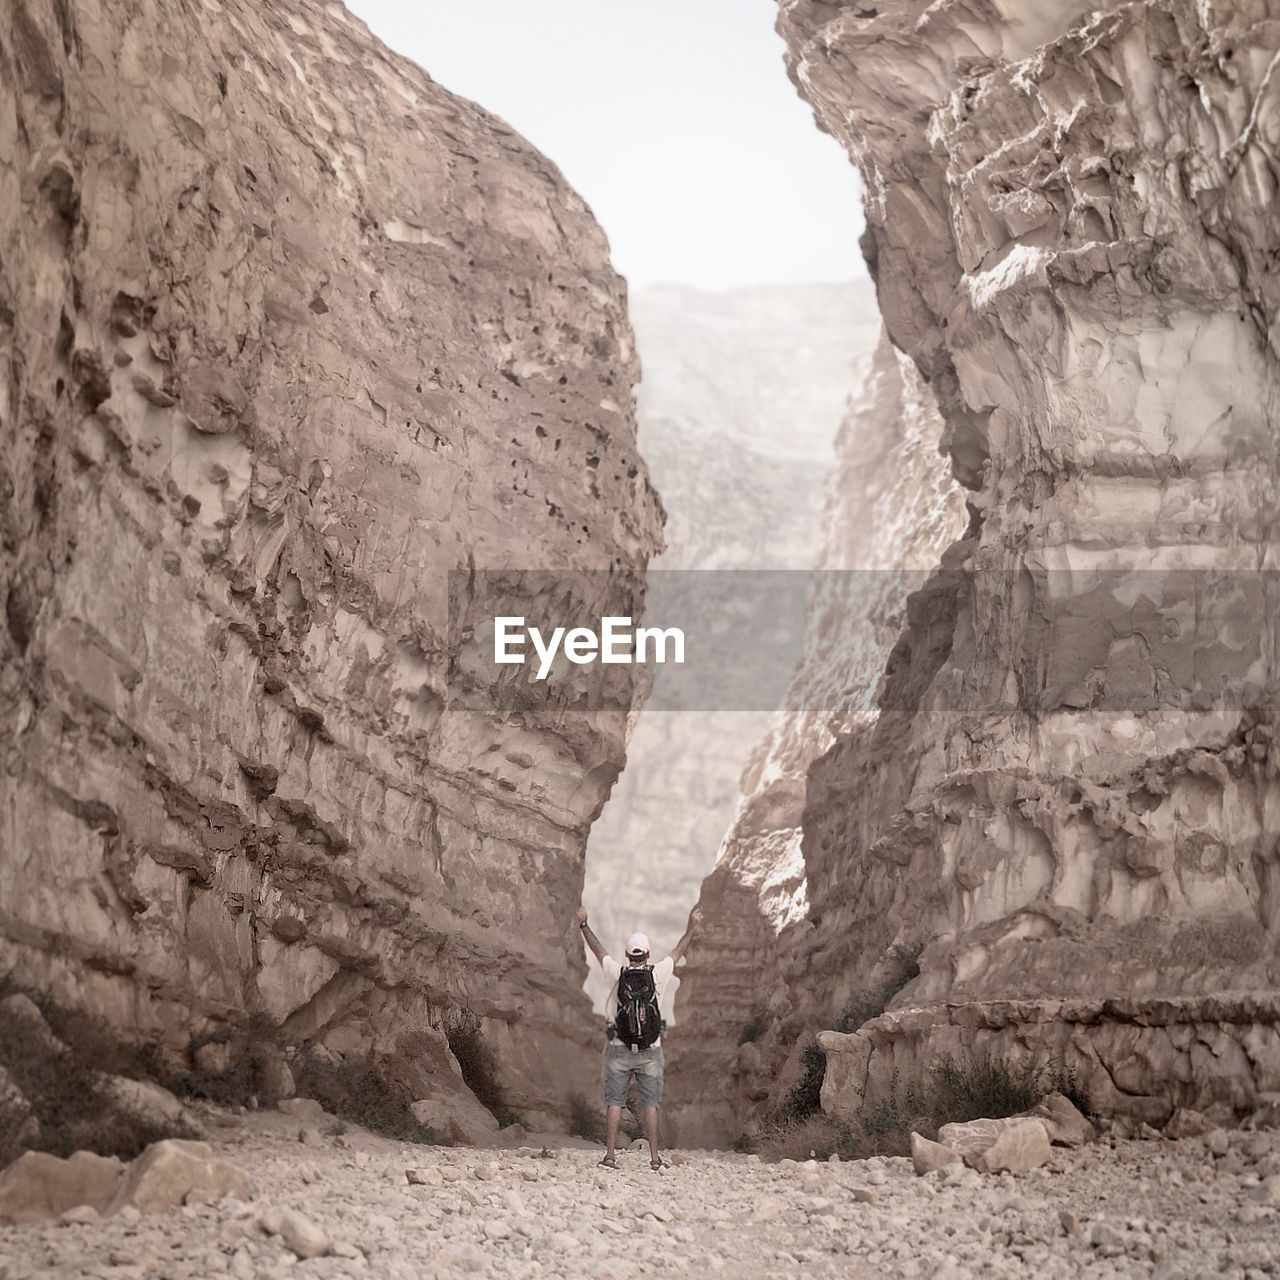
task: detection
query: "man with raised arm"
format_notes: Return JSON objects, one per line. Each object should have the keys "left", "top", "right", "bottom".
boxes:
{"left": 576, "top": 903, "right": 704, "bottom": 1170}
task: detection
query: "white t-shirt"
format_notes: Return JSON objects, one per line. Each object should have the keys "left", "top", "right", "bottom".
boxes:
{"left": 602, "top": 955, "right": 676, "bottom": 1046}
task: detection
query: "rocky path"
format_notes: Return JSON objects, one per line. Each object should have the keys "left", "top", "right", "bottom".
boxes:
{"left": 1, "top": 1107, "right": 1277, "bottom": 1280}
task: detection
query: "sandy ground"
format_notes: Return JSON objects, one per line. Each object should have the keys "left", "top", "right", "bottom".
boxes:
{"left": 1, "top": 1104, "right": 1277, "bottom": 1280}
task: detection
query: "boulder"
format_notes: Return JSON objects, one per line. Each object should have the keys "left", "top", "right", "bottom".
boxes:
{"left": 106, "top": 1139, "right": 248, "bottom": 1215}
{"left": 276, "top": 1207, "right": 331, "bottom": 1259}
{"left": 193, "top": 1042, "right": 234, "bottom": 1075}
{"left": 104, "top": 1076, "right": 189, "bottom": 1129}
{"left": 410, "top": 1091, "right": 501, "bottom": 1146}
{"left": 1164, "top": 1108, "right": 1210, "bottom": 1139}
{"left": 911, "top": 1131, "right": 963, "bottom": 1175}
{"left": 276, "top": 1097, "right": 329, "bottom": 1128}
{"left": 0, "top": 1150, "right": 125, "bottom": 1225}
{"left": 1025, "top": 1092, "right": 1096, "bottom": 1147}
{"left": 258, "top": 1050, "right": 296, "bottom": 1100}
{"left": 937, "top": 1116, "right": 1052, "bottom": 1174}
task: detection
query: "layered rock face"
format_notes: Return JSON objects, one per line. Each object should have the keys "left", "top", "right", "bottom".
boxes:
{"left": 763, "top": 0, "right": 1280, "bottom": 1125}
{"left": 0, "top": 0, "right": 661, "bottom": 1126}
{"left": 667, "top": 332, "right": 965, "bottom": 1145}
{"left": 582, "top": 283, "right": 877, "bottom": 1007}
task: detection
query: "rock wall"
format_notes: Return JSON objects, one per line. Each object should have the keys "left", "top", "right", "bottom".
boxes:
{"left": 667, "top": 332, "right": 966, "bottom": 1146}
{"left": 0, "top": 0, "right": 662, "bottom": 1128}
{"left": 766, "top": 0, "right": 1280, "bottom": 1126}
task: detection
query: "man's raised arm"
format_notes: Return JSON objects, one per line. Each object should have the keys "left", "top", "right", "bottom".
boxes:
{"left": 576, "top": 905, "right": 607, "bottom": 964}
{"left": 669, "top": 906, "right": 703, "bottom": 965}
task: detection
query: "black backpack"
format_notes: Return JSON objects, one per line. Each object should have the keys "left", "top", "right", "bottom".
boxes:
{"left": 613, "top": 964, "right": 663, "bottom": 1050}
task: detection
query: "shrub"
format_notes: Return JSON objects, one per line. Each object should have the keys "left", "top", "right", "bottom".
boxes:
{"left": 567, "top": 1091, "right": 604, "bottom": 1143}
{"left": 833, "top": 943, "right": 921, "bottom": 1034}
{"left": 757, "top": 1053, "right": 1087, "bottom": 1163}
{"left": 291, "top": 1053, "right": 438, "bottom": 1145}
{"left": 753, "top": 1113, "right": 860, "bottom": 1163}
{"left": 925, "top": 1058, "right": 1040, "bottom": 1128}
{"left": 777, "top": 1041, "right": 827, "bottom": 1123}
{"left": 737, "top": 1007, "right": 767, "bottom": 1046}
{"left": 444, "top": 1011, "right": 519, "bottom": 1128}
{"left": 167, "top": 1061, "right": 259, "bottom": 1109}
{"left": 0, "top": 975, "right": 196, "bottom": 1166}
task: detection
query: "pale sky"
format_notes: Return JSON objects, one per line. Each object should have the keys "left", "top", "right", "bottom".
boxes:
{"left": 345, "top": 0, "right": 866, "bottom": 291}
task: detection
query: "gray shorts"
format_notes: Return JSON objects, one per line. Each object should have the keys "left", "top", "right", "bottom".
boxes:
{"left": 603, "top": 1043, "right": 664, "bottom": 1107}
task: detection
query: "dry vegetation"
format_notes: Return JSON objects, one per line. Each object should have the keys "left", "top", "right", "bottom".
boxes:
{"left": 749, "top": 1055, "right": 1086, "bottom": 1163}
{"left": 0, "top": 976, "right": 196, "bottom": 1169}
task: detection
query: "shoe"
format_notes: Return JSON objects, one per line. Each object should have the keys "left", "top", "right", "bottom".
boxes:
{"left": 598, "top": 1155, "right": 618, "bottom": 1168}
{"left": 650, "top": 1158, "right": 669, "bottom": 1171}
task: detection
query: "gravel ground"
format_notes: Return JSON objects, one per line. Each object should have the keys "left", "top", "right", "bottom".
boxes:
{"left": 1, "top": 1106, "right": 1277, "bottom": 1280}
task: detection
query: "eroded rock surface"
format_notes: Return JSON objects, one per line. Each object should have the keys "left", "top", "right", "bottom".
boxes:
{"left": 754, "top": 0, "right": 1280, "bottom": 1127}
{"left": 0, "top": 0, "right": 661, "bottom": 1127}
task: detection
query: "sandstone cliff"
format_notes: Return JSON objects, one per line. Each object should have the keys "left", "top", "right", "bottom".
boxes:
{"left": 745, "top": 0, "right": 1280, "bottom": 1127}
{"left": 0, "top": 0, "right": 662, "bottom": 1128}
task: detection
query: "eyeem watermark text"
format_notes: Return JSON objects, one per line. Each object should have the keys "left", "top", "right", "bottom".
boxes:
{"left": 494, "top": 616, "right": 685, "bottom": 680}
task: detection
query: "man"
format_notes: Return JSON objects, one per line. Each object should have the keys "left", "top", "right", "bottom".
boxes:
{"left": 576, "top": 903, "right": 703, "bottom": 1170}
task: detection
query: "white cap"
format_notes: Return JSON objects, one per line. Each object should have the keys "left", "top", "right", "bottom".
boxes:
{"left": 625, "top": 932, "right": 650, "bottom": 957}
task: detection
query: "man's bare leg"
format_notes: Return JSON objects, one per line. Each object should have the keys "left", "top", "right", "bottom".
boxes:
{"left": 643, "top": 1106, "right": 661, "bottom": 1166}
{"left": 605, "top": 1104, "right": 623, "bottom": 1162}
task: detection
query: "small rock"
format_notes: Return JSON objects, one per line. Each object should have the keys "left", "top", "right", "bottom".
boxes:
{"left": 405, "top": 1167, "right": 443, "bottom": 1186}
{"left": 298, "top": 1127, "right": 325, "bottom": 1147}
{"left": 1206, "top": 1130, "right": 1229, "bottom": 1157}
{"left": 1025, "top": 1093, "right": 1096, "bottom": 1147}
{"left": 194, "top": 1042, "right": 234, "bottom": 1074}
{"left": 753, "top": 1197, "right": 783, "bottom": 1222}
{"left": 1164, "top": 1109, "right": 1209, "bottom": 1140}
{"left": 1089, "top": 1221, "right": 1125, "bottom": 1250}
{"left": 276, "top": 1098, "right": 329, "bottom": 1127}
{"left": 277, "top": 1207, "right": 331, "bottom": 1259}
{"left": 911, "top": 1132, "right": 963, "bottom": 1176}
{"left": 257, "top": 1049, "right": 295, "bottom": 1100}
{"left": 1249, "top": 1175, "right": 1280, "bottom": 1206}
{"left": 58, "top": 1204, "right": 101, "bottom": 1225}
{"left": 1242, "top": 1134, "right": 1273, "bottom": 1161}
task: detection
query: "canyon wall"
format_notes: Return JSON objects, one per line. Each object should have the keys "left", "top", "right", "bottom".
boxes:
{"left": 745, "top": 0, "right": 1280, "bottom": 1128}
{"left": 0, "top": 0, "right": 662, "bottom": 1129}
